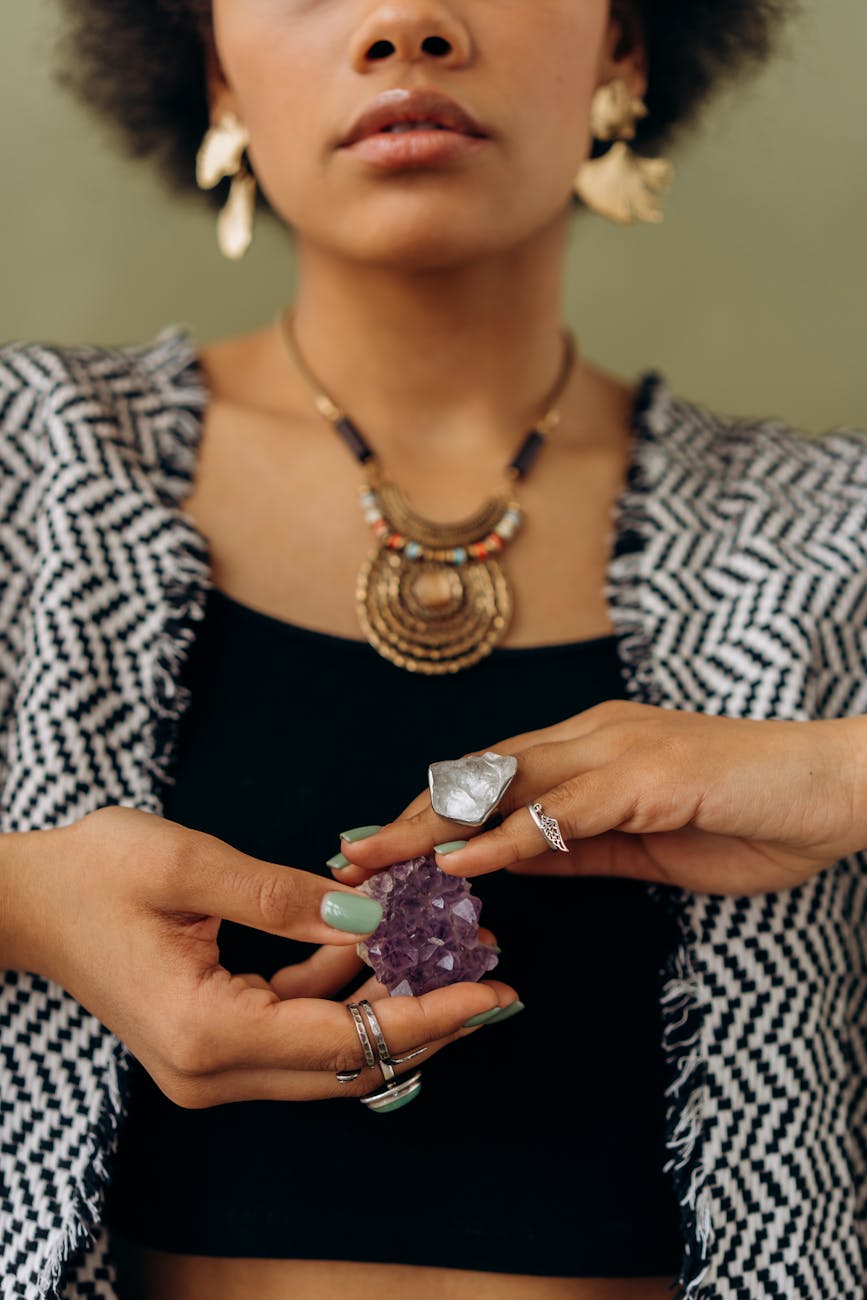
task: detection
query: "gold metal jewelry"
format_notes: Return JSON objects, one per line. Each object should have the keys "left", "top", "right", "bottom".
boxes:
{"left": 574, "top": 79, "right": 673, "bottom": 226}
{"left": 358, "top": 478, "right": 514, "bottom": 675}
{"left": 196, "top": 111, "right": 257, "bottom": 260}
{"left": 217, "top": 169, "right": 257, "bottom": 261}
{"left": 277, "top": 311, "right": 578, "bottom": 676}
{"left": 590, "top": 79, "right": 648, "bottom": 142}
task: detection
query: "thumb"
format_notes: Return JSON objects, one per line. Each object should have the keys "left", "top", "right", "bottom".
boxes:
{"left": 153, "top": 832, "right": 384, "bottom": 946}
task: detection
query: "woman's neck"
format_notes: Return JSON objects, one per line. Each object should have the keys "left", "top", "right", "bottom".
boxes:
{"left": 274, "top": 214, "right": 574, "bottom": 464}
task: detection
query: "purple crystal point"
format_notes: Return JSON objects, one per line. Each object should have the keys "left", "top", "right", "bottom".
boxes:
{"left": 357, "top": 854, "right": 499, "bottom": 996}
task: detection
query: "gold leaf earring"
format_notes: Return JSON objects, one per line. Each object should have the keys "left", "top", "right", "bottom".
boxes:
{"left": 573, "top": 78, "right": 673, "bottom": 226}
{"left": 195, "top": 110, "right": 257, "bottom": 260}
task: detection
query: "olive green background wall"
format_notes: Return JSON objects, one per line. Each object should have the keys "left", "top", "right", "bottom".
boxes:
{"left": 2, "top": 2, "right": 865, "bottom": 432}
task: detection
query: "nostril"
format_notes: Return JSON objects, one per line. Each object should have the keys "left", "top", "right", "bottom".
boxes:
{"left": 366, "top": 35, "right": 452, "bottom": 61}
{"left": 422, "top": 36, "right": 451, "bottom": 56}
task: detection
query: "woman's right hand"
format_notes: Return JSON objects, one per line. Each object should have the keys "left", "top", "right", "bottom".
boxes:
{"left": 3, "top": 805, "right": 517, "bottom": 1106}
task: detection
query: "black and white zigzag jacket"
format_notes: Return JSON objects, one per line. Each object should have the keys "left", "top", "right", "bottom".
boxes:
{"left": 1, "top": 326, "right": 867, "bottom": 1299}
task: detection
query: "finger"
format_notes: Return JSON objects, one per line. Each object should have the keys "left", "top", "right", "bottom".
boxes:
{"left": 503, "top": 830, "right": 661, "bottom": 879}
{"left": 326, "top": 859, "right": 385, "bottom": 887}
{"left": 431, "top": 763, "right": 641, "bottom": 877}
{"left": 337, "top": 736, "right": 611, "bottom": 874}
{"left": 329, "top": 740, "right": 535, "bottom": 880}
{"left": 229, "top": 973, "right": 273, "bottom": 990}
{"left": 379, "top": 702, "right": 650, "bottom": 829}
{"left": 156, "top": 832, "right": 385, "bottom": 946}
{"left": 343, "top": 971, "right": 393, "bottom": 1003}
{"left": 268, "top": 945, "right": 364, "bottom": 1000}
{"left": 329, "top": 703, "right": 656, "bottom": 881}
{"left": 177, "top": 1011, "right": 487, "bottom": 1106}
{"left": 192, "top": 968, "right": 518, "bottom": 1075}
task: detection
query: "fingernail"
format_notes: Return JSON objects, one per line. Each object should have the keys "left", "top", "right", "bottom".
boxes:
{"left": 485, "top": 1000, "right": 525, "bottom": 1026}
{"left": 484, "top": 944, "right": 503, "bottom": 954}
{"left": 434, "top": 840, "right": 468, "bottom": 855}
{"left": 321, "top": 892, "right": 383, "bottom": 934}
{"left": 340, "top": 825, "right": 383, "bottom": 843}
{"left": 463, "top": 1005, "right": 508, "bottom": 1028}
{"left": 326, "top": 852, "right": 350, "bottom": 870}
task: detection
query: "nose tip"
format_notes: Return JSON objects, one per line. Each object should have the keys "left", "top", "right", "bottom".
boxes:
{"left": 350, "top": 10, "right": 472, "bottom": 72}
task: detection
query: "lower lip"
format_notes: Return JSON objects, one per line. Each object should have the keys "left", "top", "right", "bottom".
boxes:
{"left": 340, "top": 129, "right": 488, "bottom": 169}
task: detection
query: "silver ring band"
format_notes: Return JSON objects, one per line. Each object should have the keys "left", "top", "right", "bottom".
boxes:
{"left": 390, "top": 1046, "right": 427, "bottom": 1066}
{"left": 339, "top": 1000, "right": 425, "bottom": 1109}
{"left": 348, "top": 1002, "right": 377, "bottom": 1067}
{"left": 336, "top": 1001, "right": 378, "bottom": 1083}
{"left": 360, "top": 1070, "right": 423, "bottom": 1112}
{"left": 527, "top": 801, "right": 570, "bottom": 853}
{"left": 358, "top": 999, "right": 396, "bottom": 1084}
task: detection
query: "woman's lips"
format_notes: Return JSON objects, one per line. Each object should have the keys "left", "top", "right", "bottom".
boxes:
{"left": 340, "top": 128, "right": 489, "bottom": 170}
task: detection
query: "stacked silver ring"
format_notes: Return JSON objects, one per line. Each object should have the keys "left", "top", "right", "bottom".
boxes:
{"left": 338, "top": 999, "right": 424, "bottom": 1113}
{"left": 334, "top": 1003, "right": 377, "bottom": 1081}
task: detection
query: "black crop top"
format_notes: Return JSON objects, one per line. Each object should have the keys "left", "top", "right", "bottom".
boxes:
{"left": 104, "top": 587, "right": 682, "bottom": 1278}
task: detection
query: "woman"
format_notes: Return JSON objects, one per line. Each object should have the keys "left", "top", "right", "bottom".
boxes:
{"left": 2, "top": 1, "right": 866, "bottom": 1298}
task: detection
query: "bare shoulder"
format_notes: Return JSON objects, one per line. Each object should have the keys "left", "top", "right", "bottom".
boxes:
{"left": 196, "top": 324, "right": 311, "bottom": 425}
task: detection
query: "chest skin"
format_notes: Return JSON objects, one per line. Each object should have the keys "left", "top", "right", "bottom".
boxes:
{"left": 179, "top": 372, "right": 634, "bottom": 652}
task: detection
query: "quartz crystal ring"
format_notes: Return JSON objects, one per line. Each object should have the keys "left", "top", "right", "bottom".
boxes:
{"left": 527, "top": 801, "right": 570, "bottom": 854}
{"left": 428, "top": 750, "right": 519, "bottom": 828}
{"left": 335, "top": 1002, "right": 378, "bottom": 1084}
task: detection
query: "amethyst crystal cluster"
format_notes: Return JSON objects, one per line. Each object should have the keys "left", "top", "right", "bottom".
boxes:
{"left": 357, "top": 854, "right": 499, "bottom": 997}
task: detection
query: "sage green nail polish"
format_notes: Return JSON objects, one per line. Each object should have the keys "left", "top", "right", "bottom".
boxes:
{"left": 340, "top": 825, "right": 383, "bottom": 843}
{"left": 326, "top": 852, "right": 350, "bottom": 870}
{"left": 486, "top": 1000, "right": 525, "bottom": 1026}
{"left": 463, "top": 1006, "right": 507, "bottom": 1028}
{"left": 485, "top": 944, "right": 503, "bottom": 955}
{"left": 434, "top": 840, "right": 468, "bottom": 855}
{"left": 321, "top": 892, "right": 383, "bottom": 934}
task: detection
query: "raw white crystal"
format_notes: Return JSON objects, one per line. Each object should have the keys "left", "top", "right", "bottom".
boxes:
{"left": 428, "top": 751, "right": 518, "bottom": 827}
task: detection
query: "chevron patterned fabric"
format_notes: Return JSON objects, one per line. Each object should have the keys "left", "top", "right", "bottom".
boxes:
{"left": 0, "top": 328, "right": 866, "bottom": 1298}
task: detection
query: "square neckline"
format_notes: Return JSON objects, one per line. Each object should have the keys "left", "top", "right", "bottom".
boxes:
{"left": 148, "top": 324, "right": 666, "bottom": 661}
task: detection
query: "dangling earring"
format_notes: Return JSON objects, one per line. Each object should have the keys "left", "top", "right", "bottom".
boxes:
{"left": 196, "top": 110, "right": 257, "bottom": 260}
{"left": 573, "top": 79, "right": 673, "bottom": 226}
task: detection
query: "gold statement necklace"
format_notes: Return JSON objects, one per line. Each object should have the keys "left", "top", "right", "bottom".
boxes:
{"left": 278, "top": 310, "right": 577, "bottom": 676}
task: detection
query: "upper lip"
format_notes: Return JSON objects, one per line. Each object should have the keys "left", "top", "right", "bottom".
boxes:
{"left": 339, "top": 88, "right": 488, "bottom": 147}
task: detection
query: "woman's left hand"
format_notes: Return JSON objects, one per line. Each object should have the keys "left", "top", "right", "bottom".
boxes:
{"left": 332, "top": 702, "right": 867, "bottom": 897}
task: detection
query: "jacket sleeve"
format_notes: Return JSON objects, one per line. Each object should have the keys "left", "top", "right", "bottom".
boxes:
{"left": 0, "top": 343, "right": 56, "bottom": 787}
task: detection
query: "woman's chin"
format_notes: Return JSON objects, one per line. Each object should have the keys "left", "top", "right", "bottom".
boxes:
{"left": 351, "top": 232, "right": 504, "bottom": 272}
{"left": 307, "top": 207, "right": 536, "bottom": 272}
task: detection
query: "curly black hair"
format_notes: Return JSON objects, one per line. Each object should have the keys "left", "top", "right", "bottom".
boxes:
{"left": 51, "top": 0, "right": 798, "bottom": 215}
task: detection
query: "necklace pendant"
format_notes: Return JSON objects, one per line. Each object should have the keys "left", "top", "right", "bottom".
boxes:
{"left": 410, "top": 567, "right": 456, "bottom": 611}
{"left": 280, "top": 313, "right": 576, "bottom": 675}
{"left": 356, "top": 546, "right": 512, "bottom": 675}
